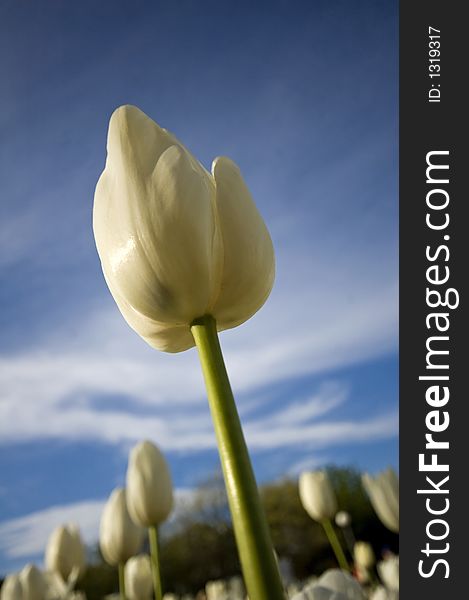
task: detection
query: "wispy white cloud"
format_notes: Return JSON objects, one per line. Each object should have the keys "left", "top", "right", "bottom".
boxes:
{"left": 0, "top": 500, "right": 105, "bottom": 560}
{"left": 0, "top": 260, "right": 397, "bottom": 451}
{"left": 0, "top": 488, "right": 194, "bottom": 570}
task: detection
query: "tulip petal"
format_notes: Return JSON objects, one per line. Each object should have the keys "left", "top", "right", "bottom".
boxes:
{"left": 362, "top": 469, "right": 399, "bottom": 533}
{"left": 104, "top": 270, "right": 196, "bottom": 352}
{"left": 94, "top": 105, "right": 222, "bottom": 329}
{"left": 211, "top": 157, "right": 275, "bottom": 330}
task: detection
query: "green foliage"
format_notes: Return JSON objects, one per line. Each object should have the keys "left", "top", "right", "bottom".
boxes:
{"left": 75, "top": 563, "right": 118, "bottom": 600}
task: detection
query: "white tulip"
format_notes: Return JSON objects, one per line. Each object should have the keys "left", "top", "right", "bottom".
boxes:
{"left": 125, "top": 555, "right": 153, "bottom": 600}
{"left": 353, "top": 542, "right": 375, "bottom": 570}
{"left": 362, "top": 469, "right": 399, "bottom": 533}
{"left": 19, "top": 565, "right": 47, "bottom": 600}
{"left": 93, "top": 105, "right": 275, "bottom": 353}
{"left": 335, "top": 511, "right": 351, "bottom": 528}
{"left": 377, "top": 555, "right": 399, "bottom": 591}
{"left": 205, "top": 579, "right": 229, "bottom": 600}
{"left": 370, "top": 586, "right": 399, "bottom": 600}
{"left": 45, "top": 524, "right": 86, "bottom": 583}
{"left": 299, "top": 471, "right": 338, "bottom": 522}
{"left": 291, "top": 569, "right": 366, "bottom": 600}
{"left": 0, "top": 574, "right": 23, "bottom": 600}
{"left": 126, "top": 440, "right": 173, "bottom": 527}
{"left": 99, "top": 488, "right": 145, "bottom": 566}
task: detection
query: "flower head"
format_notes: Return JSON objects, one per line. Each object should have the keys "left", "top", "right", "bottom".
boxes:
{"left": 335, "top": 511, "right": 351, "bottom": 528}
{"left": 292, "top": 569, "right": 366, "bottom": 600}
{"left": 0, "top": 574, "right": 23, "bottom": 600}
{"left": 377, "top": 554, "right": 399, "bottom": 591}
{"left": 126, "top": 440, "right": 174, "bottom": 527}
{"left": 125, "top": 555, "right": 153, "bottom": 600}
{"left": 99, "top": 488, "right": 144, "bottom": 566}
{"left": 45, "top": 524, "right": 86, "bottom": 583}
{"left": 299, "top": 471, "right": 338, "bottom": 522}
{"left": 353, "top": 541, "right": 375, "bottom": 570}
{"left": 93, "top": 105, "right": 275, "bottom": 352}
{"left": 19, "top": 565, "right": 47, "bottom": 600}
{"left": 362, "top": 468, "right": 399, "bottom": 533}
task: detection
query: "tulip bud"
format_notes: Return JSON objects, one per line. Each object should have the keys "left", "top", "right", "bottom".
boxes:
{"left": 205, "top": 580, "right": 229, "bottom": 600}
{"left": 362, "top": 468, "right": 399, "bottom": 533}
{"left": 370, "top": 587, "right": 399, "bottom": 600}
{"left": 125, "top": 555, "right": 153, "bottom": 600}
{"left": 353, "top": 541, "right": 375, "bottom": 570}
{"left": 0, "top": 574, "right": 23, "bottom": 600}
{"left": 377, "top": 555, "right": 399, "bottom": 591}
{"left": 19, "top": 565, "right": 47, "bottom": 600}
{"left": 291, "top": 569, "right": 366, "bottom": 600}
{"left": 334, "top": 511, "right": 351, "bottom": 528}
{"left": 45, "top": 524, "right": 86, "bottom": 583}
{"left": 99, "top": 488, "right": 145, "bottom": 566}
{"left": 126, "top": 440, "right": 173, "bottom": 527}
{"left": 93, "top": 105, "right": 275, "bottom": 353}
{"left": 299, "top": 471, "right": 338, "bottom": 522}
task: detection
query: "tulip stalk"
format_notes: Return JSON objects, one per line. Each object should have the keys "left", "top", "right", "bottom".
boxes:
{"left": 118, "top": 563, "right": 126, "bottom": 600}
{"left": 321, "top": 518, "right": 349, "bottom": 571}
{"left": 149, "top": 526, "right": 163, "bottom": 600}
{"left": 191, "top": 314, "right": 285, "bottom": 600}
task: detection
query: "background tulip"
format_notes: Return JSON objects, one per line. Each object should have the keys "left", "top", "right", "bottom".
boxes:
{"left": 126, "top": 441, "right": 173, "bottom": 528}
{"left": 299, "top": 472, "right": 348, "bottom": 571}
{"left": 0, "top": 574, "right": 23, "bottom": 600}
{"left": 353, "top": 542, "right": 375, "bottom": 571}
{"left": 99, "top": 488, "right": 144, "bottom": 566}
{"left": 362, "top": 469, "right": 399, "bottom": 533}
{"left": 126, "top": 441, "right": 173, "bottom": 600}
{"left": 335, "top": 511, "right": 351, "bottom": 528}
{"left": 93, "top": 105, "right": 275, "bottom": 354}
{"left": 370, "top": 587, "right": 399, "bottom": 600}
{"left": 45, "top": 524, "right": 86, "bottom": 583}
{"left": 377, "top": 555, "right": 399, "bottom": 591}
{"left": 292, "top": 569, "right": 366, "bottom": 600}
{"left": 19, "top": 565, "right": 47, "bottom": 600}
{"left": 125, "top": 555, "right": 153, "bottom": 600}
{"left": 299, "top": 471, "right": 337, "bottom": 522}
{"left": 205, "top": 580, "right": 229, "bottom": 600}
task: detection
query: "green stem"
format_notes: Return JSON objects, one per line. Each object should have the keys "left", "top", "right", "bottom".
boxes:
{"left": 322, "top": 519, "right": 349, "bottom": 571}
{"left": 118, "top": 563, "right": 126, "bottom": 600}
{"left": 149, "top": 525, "right": 163, "bottom": 600}
{"left": 191, "top": 315, "right": 285, "bottom": 600}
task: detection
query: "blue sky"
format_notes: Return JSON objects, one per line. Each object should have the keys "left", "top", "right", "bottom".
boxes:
{"left": 0, "top": 0, "right": 398, "bottom": 576}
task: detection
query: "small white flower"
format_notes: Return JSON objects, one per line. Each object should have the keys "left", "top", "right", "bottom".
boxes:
{"left": 353, "top": 542, "right": 375, "bottom": 570}
{"left": 19, "top": 565, "right": 47, "bottom": 600}
{"left": 335, "top": 511, "right": 351, "bottom": 528}
{"left": 291, "top": 569, "right": 366, "bottom": 600}
{"left": 299, "top": 471, "right": 338, "bottom": 522}
{"left": 125, "top": 555, "right": 153, "bottom": 600}
{"left": 99, "top": 488, "right": 145, "bottom": 566}
{"left": 377, "top": 555, "right": 399, "bottom": 591}
{"left": 0, "top": 573, "right": 23, "bottom": 600}
{"left": 126, "top": 440, "right": 173, "bottom": 527}
{"left": 45, "top": 524, "right": 86, "bottom": 584}
{"left": 362, "top": 469, "right": 399, "bottom": 533}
